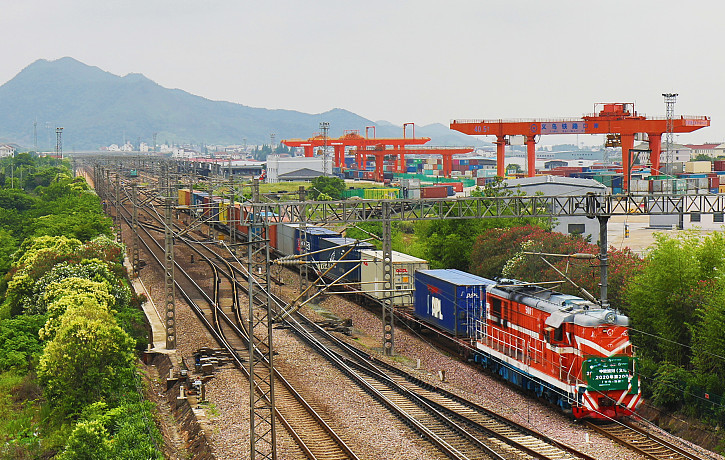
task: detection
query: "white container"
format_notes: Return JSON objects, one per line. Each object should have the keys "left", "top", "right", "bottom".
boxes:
{"left": 360, "top": 250, "right": 428, "bottom": 307}
{"left": 685, "top": 161, "right": 712, "bottom": 173}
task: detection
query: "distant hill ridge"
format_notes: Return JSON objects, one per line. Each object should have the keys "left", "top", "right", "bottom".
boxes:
{"left": 0, "top": 57, "right": 483, "bottom": 151}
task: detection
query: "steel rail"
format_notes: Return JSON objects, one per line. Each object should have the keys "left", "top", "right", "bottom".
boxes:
{"left": 120, "top": 199, "right": 361, "bottom": 460}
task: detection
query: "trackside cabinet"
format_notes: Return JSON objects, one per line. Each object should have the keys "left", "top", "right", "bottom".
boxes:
{"left": 414, "top": 269, "right": 494, "bottom": 337}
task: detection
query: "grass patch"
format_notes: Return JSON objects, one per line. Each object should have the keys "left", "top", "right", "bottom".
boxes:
{"left": 0, "top": 371, "right": 67, "bottom": 459}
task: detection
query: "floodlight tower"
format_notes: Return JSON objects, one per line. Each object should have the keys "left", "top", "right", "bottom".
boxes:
{"left": 320, "top": 121, "right": 330, "bottom": 176}
{"left": 55, "top": 127, "right": 63, "bottom": 159}
{"left": 662, "top": 93, "right": 678, "bottom": 175}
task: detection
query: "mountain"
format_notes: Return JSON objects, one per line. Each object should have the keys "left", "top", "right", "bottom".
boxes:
{"left": 0, "top": 57, "right": 486, "bottom": 151}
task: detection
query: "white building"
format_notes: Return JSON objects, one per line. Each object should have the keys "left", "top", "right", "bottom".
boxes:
{"left": 685, "top": 143, "right": 721, "bottom": 158}
{"left": 501, "top": 175, "right": 608, "bottom": 240}
{"left": 266, "top": 154, "right": 332, "bottom": 183}
{"left": 0, "top": 145, "right": 15, "bottom": 158}
{"left": 636, "top": 142, "right": 692, "bottom": 164}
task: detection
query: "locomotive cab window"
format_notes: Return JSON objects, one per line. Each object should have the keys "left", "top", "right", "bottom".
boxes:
{"left": 544, "top": 326, "right": 564, "bottom": 343}
{"left": 490, "top": 297, "right": 502, "bottom": 324}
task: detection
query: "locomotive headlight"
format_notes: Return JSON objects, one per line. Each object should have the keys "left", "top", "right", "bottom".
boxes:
{"left": 604, "top": 311, "right": 617, "bottom": 324}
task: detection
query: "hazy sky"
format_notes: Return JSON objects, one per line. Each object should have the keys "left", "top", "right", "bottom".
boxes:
{"left": 2, "top": 0, "right": 724, "bottom": 145}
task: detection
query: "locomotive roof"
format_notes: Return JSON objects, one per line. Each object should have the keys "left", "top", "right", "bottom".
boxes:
{"left": 489, "top": 280, "right": 628, "bottom": 328}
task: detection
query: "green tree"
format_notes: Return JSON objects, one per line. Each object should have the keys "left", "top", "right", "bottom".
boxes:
{"left": 0, "top": 314, "right": 47, "bottom": 371}
{"left": 56, "top": 419, "right": 112, "bottom": 460}
{"left": 309, "top": 176, "right": 346, "bottom": 200}
{"left": 470, "top": 225, "right": 642, "bottom": 309}
{"left": 37, "top": 299, "right": 136, "bottom": 414}
{"left": 625, "top": 232, "right": 725, "bottom": 367}
{"left": 2, "top": 235, "right": 83, "bottom": 317}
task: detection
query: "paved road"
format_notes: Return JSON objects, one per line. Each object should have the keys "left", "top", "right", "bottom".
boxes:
{"left": 607, "top": 215, "right": 724, "bottom": 256}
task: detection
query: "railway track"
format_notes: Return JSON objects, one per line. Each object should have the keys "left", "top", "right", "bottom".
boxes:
{"left": 290, "top": 312, "right": 593, "bottom": 460}
{"left": 112, "top": 184, "right": 360, "bottom": 460}
{"left": 585, "top": 420, "right": 712, "bottom": 460}
{"left": 112, "top": 176, "right": 593, "bottom": 459}
{"left": 98, "top": 167, "right": 717, "bottom": 460}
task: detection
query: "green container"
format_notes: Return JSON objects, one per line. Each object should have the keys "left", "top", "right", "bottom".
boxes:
{"left": 342, "top": 188, "right": 365, "bottom": 199}
{"left": 363, "top": 188, "right": 400, "bottom": 200}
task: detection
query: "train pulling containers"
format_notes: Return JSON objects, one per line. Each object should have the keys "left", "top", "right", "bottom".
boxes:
{"left": 177, "top": 187, "right": 641, "bottom": 420}
{"left": 412, "top": 270, "right": 641, "bottom": 420}
{"left": 414, "top": 269, "right": 494, "bottom": 337}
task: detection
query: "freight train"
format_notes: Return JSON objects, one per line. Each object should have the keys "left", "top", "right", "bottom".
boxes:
{"left": 178, "top": 188, "right": 641, "bottom": 420}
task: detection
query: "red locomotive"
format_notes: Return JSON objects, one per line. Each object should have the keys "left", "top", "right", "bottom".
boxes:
{"left": 414, "top": 270, "right": 641, "bottom": 420}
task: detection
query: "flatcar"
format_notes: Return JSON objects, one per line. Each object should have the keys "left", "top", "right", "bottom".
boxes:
{"left": 414, "top": 269, "right": 641, "bottom": 420}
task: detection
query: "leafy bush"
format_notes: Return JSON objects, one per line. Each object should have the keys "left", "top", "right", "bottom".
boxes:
{"left": 470, "top": 225, "right": 642, "bottom": 309}
{"left": 37, "top": 301, "right": 136, "bottom": 415}
{"left": 0, "top": 314, "right": 47, "bottom": 371}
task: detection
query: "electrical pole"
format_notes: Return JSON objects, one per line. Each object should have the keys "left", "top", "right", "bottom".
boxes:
{"left": 320, "top": 122, "right": 329, "bottom": 176}
{"left": 381, "top": 201, "right": 394, "bottom": 355}
{"left": 131, "top": 182, "right": 140, "bottom": 277}
{"left": 248, "top": 178, "right": 277, "bottom": 459}
{"left": 229, "top": 156, "right": 236, "bottom": 255}
{"left": 298, "top": 186, "right": 308, "bottom": 302}
{"left": 55, "top": 127, "right": 63, "bottom": 159}
{"left": 115, "top": 165, "right": 122, "bottom": 243}
{"left": 662, "top": 93, "right": 678, "bottom": 175}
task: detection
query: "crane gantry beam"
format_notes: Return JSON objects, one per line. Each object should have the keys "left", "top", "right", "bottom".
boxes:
{"left": 451, "top": 102, "right": 710, "bottom": 186}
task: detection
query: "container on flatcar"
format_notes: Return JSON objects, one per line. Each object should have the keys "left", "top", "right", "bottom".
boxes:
{"left": 204, "top": 196, "right": 221, "bottom": 219}
{"left": 276, "top": 224, "right": 340, "bottom": 256}
{"left": 363, "top": 188, "right": 399, "bottom": 200}
{"left": 178, "top": 189, "right": 191, "bottom": 207}
{"left": 360, "top": 250, "right": 428, "bottom": 307}
{"left": 218, "top": 199, "right": 230, "bottom": 226}
{"left": 420, "top": 186, "right": 448, "bottom": 199}
{"left": 238, "top": 210, "right": 281, "bottom": 246}
{"left": 192, "top": 191, "right": 209, "bottom": 216}
{"left": 414, "top": 269, "right": 494, "bottom": 337}
{"left": 313, "top": 237, "right": 376, "bottom": 282}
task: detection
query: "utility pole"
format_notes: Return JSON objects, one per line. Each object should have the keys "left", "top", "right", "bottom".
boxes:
{"left": 320, "top": 122, "right": 329, "bottom": 176}
{"left": 229, "top": 156, "right": 236, "bottom": 255}
{"left": 298, "top": 186, "right": 308, "bottom": 302}
{"left": 247, "top": 178, "right": 277, "bottom": 459}
{"left": 662, "top": 93, "right": 678, "bottom": 175}
{"left": 164, "top": 191, "right": 176, "bottom": 349}
{"left": 381, "top": 201, "right": 394, "bottom": 355}
{"left": 55, "top": 127, "right": 63, "bottom": 159}
{"left": 115, "top": 165, "right": 122, "bottom": 243}
{"left": 131, "top": 182, "right": 140, "bottom": 277}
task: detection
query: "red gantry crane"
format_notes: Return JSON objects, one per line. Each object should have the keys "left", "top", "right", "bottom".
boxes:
{"left": 450, "top": 103, "right": 710, "bottom": 189}
{"left": 282, "top": 126, "right": 430, "bottom": 170}
{"left": 283, "top": 124, "right": 474, "bottom": 181}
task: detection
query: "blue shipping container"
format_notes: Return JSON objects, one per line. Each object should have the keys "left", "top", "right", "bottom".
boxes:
{"left": 414, "top": 269, "right": 495, "bottom": 337}
{"left": 192, "top": 191, "right": 209, "bottom": 207}
{"left": 297, "top": 226, "right": 341, "bottom": 255}
{"left": 313, "top": 237, "right": 375, "bottom": 282}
